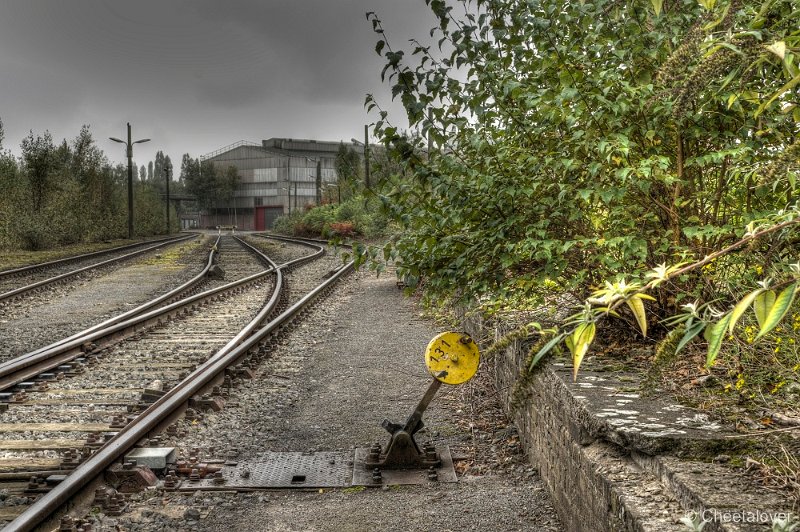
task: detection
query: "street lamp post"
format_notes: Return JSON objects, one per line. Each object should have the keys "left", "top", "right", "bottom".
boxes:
{"left": 164, "top": 165, "right": 171, "bottom": 235}
{"left": 110, "top": 123, "right": 150, "bottom": 239}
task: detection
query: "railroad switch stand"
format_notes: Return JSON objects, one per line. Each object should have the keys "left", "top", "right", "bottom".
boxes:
{"left": 355, "top": 332, "right": 480, "bottom": 482}
{"left": 169, "top": 332, "right": 480, "bottom": 491}
{"left": 366, "top": 377, "right": 443, "bottom": 470}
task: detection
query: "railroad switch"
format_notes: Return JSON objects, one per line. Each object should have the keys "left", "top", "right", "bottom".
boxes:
{"left": 353, "top": 331, "right": 480, "bottom": 485}
{"left": 168, "top": 332, "right": 479, "bottom": 491}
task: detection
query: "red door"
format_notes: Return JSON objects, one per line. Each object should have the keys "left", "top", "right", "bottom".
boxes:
{"left": 255, "top": 207, "right": 266, "bottom": 231}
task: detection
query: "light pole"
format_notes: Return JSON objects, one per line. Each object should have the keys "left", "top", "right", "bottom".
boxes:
{"left": 164, "top": 164, "right": 171, "bottom": 234}
{"left": 110, "top": 123, "right": 150, "bottom": 239}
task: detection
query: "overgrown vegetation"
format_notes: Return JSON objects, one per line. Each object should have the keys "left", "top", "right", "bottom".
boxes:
{"left": 180, "top": 154, "right": 239, "bottom": 212}
{"left": 0, "top": 121, "right": 180, "bottom": 251}
{"left": 364, "top": 0, "right": 799, "bottom": 504}
{"left": 365, "top": 0, "right": 799, "bottom": 376}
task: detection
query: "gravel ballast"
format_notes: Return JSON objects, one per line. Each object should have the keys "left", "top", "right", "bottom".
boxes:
{"left": 103, "top": 268, "right": 562, "bottom": 531}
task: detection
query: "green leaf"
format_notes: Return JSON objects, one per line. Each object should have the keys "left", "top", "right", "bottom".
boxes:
{"left": 570, "top": 322, "right": 596, "bottom": 381}
{"left": 565, "top": 333, "right": 575, "bottom": 354}
{"left": 728, "top": 288, "right": 764, "bottom": 334}
{"left": 706, "top": 314, "right": 732, "bottom": 368}
{"left": 650, "top": 0, "right": 663, "bottom": 16}
{"left": 625, "top": 295, "right": 648, "bottom": 337}
{"left": 675, "top": 321, "right": 706, "bottom": 355}
{"left": 754, "top": 290, "right": 776, "bottom": 329}
{"left": 528, "top": 333, "right": 566, "bottom": 370}
{"left": 755, "top": 73, "right": 800, "bottom": 118}
{"left": 755, "top": 282, "right": 798, "bottom": 340}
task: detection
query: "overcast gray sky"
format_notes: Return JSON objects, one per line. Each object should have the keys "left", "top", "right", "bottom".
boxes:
{"left": 0, "top": 1, "right": 434, "bottom": 170}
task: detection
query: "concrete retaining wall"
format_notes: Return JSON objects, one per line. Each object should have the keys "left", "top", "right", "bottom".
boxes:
{"left": 462, "top": 315, "right": 793, "bottom": 532}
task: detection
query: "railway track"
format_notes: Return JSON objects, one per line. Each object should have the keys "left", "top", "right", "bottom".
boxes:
{"left": 0, "top": 235, "right": 197, "bottom": 304}
{"left": 0, "top": 233, "right": 321, "bottom": 366}
{"left": 0, "top": 233, "right": 351, "bottom": 531}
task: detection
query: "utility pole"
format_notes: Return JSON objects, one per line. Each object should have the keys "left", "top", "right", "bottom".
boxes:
{"left": 110, "top": 123, "right": 150, "bottom": 239}
{"left": 164, "top": 165, "right": 171, "bottom": 234}
{"left": 287, "top": 158, "right": 291, "bottom": 215}
{"left": 316, "top": 159, "right": 322, "bottom": 205}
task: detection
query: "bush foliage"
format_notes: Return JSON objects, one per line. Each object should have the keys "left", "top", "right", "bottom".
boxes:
{"left": 365, "top": 0, "right": 799, "bottom": 378}
{"left": 0, "top": 124, "right": 177, "bottom": 250}
{"left": 272, "top": 195, "right": 392, "bottom": 240}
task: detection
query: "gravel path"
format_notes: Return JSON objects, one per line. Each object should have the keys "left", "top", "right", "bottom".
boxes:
{"left": 100, "top": 269, "right": 561, "bottom": 531}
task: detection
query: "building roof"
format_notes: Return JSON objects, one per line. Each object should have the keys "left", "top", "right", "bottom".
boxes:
{"left": 203, "top": 137, "right": 364, "bottom": 162}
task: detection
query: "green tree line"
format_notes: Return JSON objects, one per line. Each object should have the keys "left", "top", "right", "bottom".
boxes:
{"left": 0, "top": 121, "right": 180, "bottom": 250}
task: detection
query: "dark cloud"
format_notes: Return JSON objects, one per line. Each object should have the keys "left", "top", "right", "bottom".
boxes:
{"left": 0, "top": 0, "right": 435, "bottom": 165}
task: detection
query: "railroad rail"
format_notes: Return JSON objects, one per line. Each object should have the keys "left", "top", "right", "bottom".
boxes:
{"left": 0, "top": 235, "right": 319, "bottom": 393}
{"left": 0, "top": 234, "right": 348, "bottom": 531}
{"left": 2, "top": 234, "right": 222, "bottom": 368}
{"left": 0, "top": 234, "right": 197, "bottom": 303}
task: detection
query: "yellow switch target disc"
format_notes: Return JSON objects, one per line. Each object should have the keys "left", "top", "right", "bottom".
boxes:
{"left": 424, "top": 332, "right": 480, "bottom": 385}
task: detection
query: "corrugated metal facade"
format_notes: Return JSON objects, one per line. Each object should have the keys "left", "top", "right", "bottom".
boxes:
{"left": 202, "top": 138, "right": 350, "bottom": 230}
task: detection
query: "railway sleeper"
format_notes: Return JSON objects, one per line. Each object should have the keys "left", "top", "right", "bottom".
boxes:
{"left": 225, "top": 366, "right": 254, "bottom": 380}
{"left": 60, "top": 448, "right": 88, "bottom": 468}
{"left": 58, "top": 514, "right": 93, "bottom": 532}
{"left": 105, "top": 462, "right": 158, "bottom": 493}
{"left": 189, "top": 394, "right": 225, "bottom": 412}
{"left": 93, "top": 486, "right": 128, "bottom": 516}
{"left": 85, "top": 432, "right": 117, "bottom": 449}
{"left": 25, "top": 475, "right": 57, "bottom": 494}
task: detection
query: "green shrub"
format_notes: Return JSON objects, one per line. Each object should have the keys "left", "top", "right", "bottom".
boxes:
{"left": 301, "top": 204, "right": 338, "bottom": 233}
{"left": 13, "top": 214, "right": 50, "bottom": 251}
{"left": 272, "top": 212, "right": 303, "bottom": 235}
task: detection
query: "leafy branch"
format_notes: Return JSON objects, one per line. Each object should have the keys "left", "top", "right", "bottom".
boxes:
{"left": 526, "top": 213, "right": 800, "bottom": 380}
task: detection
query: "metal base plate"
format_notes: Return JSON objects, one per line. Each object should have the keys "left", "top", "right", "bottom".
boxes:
{"left": 352, "top": 445, "right": 457, "bottom": 486}
{"left": 173, "top": 446, "right": 458, "bottom": 491}
{"left": 177, "top": 451, "right": 352, "bottom": 490}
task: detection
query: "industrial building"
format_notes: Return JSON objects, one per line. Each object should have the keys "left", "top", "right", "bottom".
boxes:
{"left": 201, "top": 137, "right": 354, "bottom": 230}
